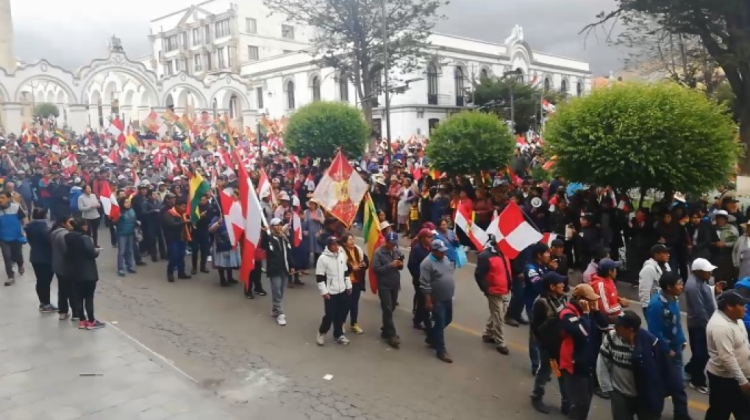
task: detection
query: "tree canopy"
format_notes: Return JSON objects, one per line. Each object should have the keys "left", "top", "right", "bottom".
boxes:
{"left": 544, "top": 83, "right": 739, "bottom": 195}
{"left": 284, "top": 101, "right": 370, "bottom": 160}
{"left": 471, "top": 75, "right": 566, "bottom": 134}
{"left": 33, "top": 103, "right": 60, "bottom": 118}
{"left": 584, "top": 0, "right": 750, "bottom": 172}
{"left": 425, "top": 111, "right": 514, "bottom": 175}
{"left": 264, "top": 0, "right": 446, "bottom": 131}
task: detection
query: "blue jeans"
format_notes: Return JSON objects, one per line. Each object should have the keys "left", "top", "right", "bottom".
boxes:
{"left": 686, "top": 327, "right": 709, "bottom": 387}
{"left": 117, "top": 235, "right": 134, "bottom": 272}
{"left": 167, "top": 241, "right": 186, "bottom": 275}
{"left": 429, "top": 299, "right": 453, "bottom": 355}
{"left": 531, "top": 348, "right": 570, "bottom": 410}
{"left": 526, "top": 306, "right": 540, "bottom": 373}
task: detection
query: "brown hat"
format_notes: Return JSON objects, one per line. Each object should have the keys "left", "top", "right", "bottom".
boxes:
{"left": 572, "top": 284, "right": 600, "bottom": 300}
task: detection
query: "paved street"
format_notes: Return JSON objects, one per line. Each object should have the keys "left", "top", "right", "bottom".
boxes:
{"left": 0, "top": 233, "right": 710, "bottom": 420}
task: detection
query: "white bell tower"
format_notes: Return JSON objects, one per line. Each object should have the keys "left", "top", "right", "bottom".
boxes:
{"left": 0, "top": 0, "right": 16, "bottom": 73}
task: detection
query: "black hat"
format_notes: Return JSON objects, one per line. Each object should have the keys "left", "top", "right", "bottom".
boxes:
{"left": 542, "top": 271, "right": 566, "bottom": 287}
{"left": 650, "top": 244, "right": 669, "bottom": 255}
{"left": 615, "top": 310, "right": 642, "bottom": 330}
{"left": 717, "top": 290, "right": 750, "bottom": 306}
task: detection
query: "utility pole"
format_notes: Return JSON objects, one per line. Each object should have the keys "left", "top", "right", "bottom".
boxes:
{"left": 381, "top": 0, "right": 392, "bottom": 180}
{"left": 257, "top": 119, "right": 263, "bottom": 163}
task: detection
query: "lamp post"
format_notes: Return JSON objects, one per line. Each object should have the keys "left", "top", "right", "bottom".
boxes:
{"left": 502, "top": 69, "right": 522, "bottom": 133}
{"left": 381, "top": 0, "right": 392, "bottom": 180}
{"left": 257, "top": 116, "right": 263, "bottom": 163}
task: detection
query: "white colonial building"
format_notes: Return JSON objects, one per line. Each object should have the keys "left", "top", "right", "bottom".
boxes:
{"left": 0, "top": 0, "right": 591, "bottom": 139}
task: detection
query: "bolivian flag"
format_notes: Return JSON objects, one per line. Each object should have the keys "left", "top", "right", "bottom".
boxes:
{"left": 188, "top": 171, "right": 210, "bottom": 224}
{"left": 363, "top": 193, "right": 383, "bottom": 294}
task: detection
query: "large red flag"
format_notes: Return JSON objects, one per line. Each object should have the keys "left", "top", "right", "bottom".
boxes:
{"left": 98, "top": 182, "right": 120, "bottom": 222}
{"left": 238, "top": 165, "right": 263, "bottom": 286}
{"left": 311, "top": 150, "right": 369, "bottom": 227}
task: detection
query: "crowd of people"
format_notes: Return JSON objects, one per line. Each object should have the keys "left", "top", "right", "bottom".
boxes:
{"left": 0, "top": 126, "right": 748, "bottom": 420}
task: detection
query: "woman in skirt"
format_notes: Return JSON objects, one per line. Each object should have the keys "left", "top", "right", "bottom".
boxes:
{"left": 209, "top": 214, "right": 240, "bottom": 287}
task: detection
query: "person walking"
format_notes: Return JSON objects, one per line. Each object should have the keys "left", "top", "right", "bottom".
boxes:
{"left": 50, "top": 217, "right": 79, "bottom": 321}
{"left": 341, "top": 233, "right": 367, "bottom": 334}
{"left": 421, "top": 238, "right": 456, "bottom": 363}
{"left": 475, "top": 235, "right": 513, "bottom": 355}
{"left": 24, "top": 208, "right": 56, "bottom": 313}
{"left": 372, "top": 231, "right": 404, "bottom": 348}
{"left": 265, "top": 218, "right": 295, "bottom": 326}
{"left": 190, "top": 195, "right": 212, "bottom": 275}
{"left": 638, "top": 244, "right": 671, "bottom": 312}
{"left": 0, "top": 191, "right": 27, "bottom": 286}
{"left": 163, "top": 200, "right": 192, "bottom": 282}
{"left": 408, "top": 228, "right": 432, "bottom": 332}
{"left": 115, "top": 197, "right": 138, "bottom": 277}
{"left": 315, "top": 236, "right": 352, "bottom": 346}
{"left": 66, "top": 218, "right": 105, "bottom": 330}
{"left": 77, "top": 184, "right": 101, "bottom": 248}
{"left": 704, "top": 289, "right": 750, "bottom": 420}
{"left": 683, "top": 258, "right": 722, "bottom": 394}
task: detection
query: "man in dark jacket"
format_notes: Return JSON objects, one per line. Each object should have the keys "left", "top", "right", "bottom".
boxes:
{"left": 408, "top": 228, "right": 432, "bottom": 331}
{"left": 559, "top": 283, "right": 609, "bottom": 420}
{"left": 24, "top": 208, "right": 56, "bottom": 312}
{"left": 163, "top": 200, "right": 191, "bottom": 282}
{"left": 265, "top": 217, "right": 295, "bottom": 326}
{"left": 529, "top": 271, "right": 570, "bottom": 414}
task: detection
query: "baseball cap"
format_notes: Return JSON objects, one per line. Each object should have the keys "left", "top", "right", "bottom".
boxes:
{"left": 269, "top": 218, "right": 283, "bottom": 226}
{"left": 550, "top": 238, "right": 565, "bottom": 248}
{"left": 418, "top": 228, "right": 434, "bottom": 238}
{"left": 572, "top": 283, "right": 600, "bottom": 300}
{"left": 691, "top": 258, "right": 717, "bottom": 272}
{"left": 385, "top": 231, "right": 399, "bottom": 244}
{"left": 542, "top": 271, "right": 567, "bottom": 286}
{"left": 598, "top": 258, "right": 622, "bottom": 273}
{"left": 325, "top": 236, "right": 339, "bottom": 246}
{"left": 431, "top": 239, "right": 449, "bottom": 252}
{"left": 615, "top": 310, "right": 642, "bottom": 330}
{"left": 717, "top": 290, "right": 750, "bottom": 306}
{"left": 650, "top": 244, "right": 669, "bottom": 255}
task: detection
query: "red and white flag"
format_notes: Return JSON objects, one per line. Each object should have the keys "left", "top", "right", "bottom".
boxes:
{"left": 239, "top": 164, "right": 263, "bottom": 287}
{"left": 454, "top": 203, "right": 488, "bottom": 250}
{"left": 219, "top": 187, "right": 244, "bottom": 247}
{"left": 106, "top": 117, "right": 126, "bottom": 143}
{"left": 541, "top": 232, "right": 558, "bottom": 247}
{"left": 486, "top": 201, "right": 543, "bottom": 259}
{"left": 257, "top": 168, "right": 277, "bottom": 206}
{"left": 292, "top": 210, "right": 302, "bottom": 247}
{"left": 99, "top": 182, "right": 120, "bottom": 222}
{"left": 312, "top": 150, "right": 369, "bottom": 227}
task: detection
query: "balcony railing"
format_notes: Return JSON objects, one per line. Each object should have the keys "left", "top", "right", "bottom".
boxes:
{"left": 427, "top": 94, "right": 438, "bottom": 105}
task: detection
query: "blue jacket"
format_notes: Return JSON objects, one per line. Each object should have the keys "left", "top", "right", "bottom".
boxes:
{"left": 631, "top": 329, "right": 683, "bottom": 415}
{"left": 0, "top": 203, "right": 25, "bottom": 242}
{"left": 116, "top": 208, "right": 138, "bottom": 236}
{"left": 433, "top": 231, "right": 458, "bottom": 263}
{"left": 523, "top": 261, "right": 547, "bottom": 312}
{"left": 646, "top": 291, "right": 687, "bottom": 355}
{"left": 733, "top": 278, "right": 750, "bottom": 333}
{"left": 24, "top": 220, "right": 52, "bottom": 264}
{"left": 683, "top": 274, "right": 716, "bottom": 329}
{"left": 69, "top": 186, "right": 83, "bottom": 212}
{"left": 17, "top": 179, "right": 33, "bottom": 203}
{"left": 407, "top": 242, "right": 431, "bottom": 280}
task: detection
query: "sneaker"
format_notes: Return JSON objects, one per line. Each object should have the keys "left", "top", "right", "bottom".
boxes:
{"left": 86, "top": 320, "right": 106, "bottom": 330}
{"left": 71, "top": 316, "right": 80, "bottom": 322}
{"left": 437, "top": 352, "right": 453, "bottom": 363}
{"left": 255, "top": 290, "right": 267, "bottom": 297}
{"left": 531, "top": 399, "right": 550, "bottom": 414}
{"left": 18, "top": 266, "right": 24, "bottom": 275}
{"left": 78, "top": 320, "right": 89, "bottom": 329}
{"left": 59, "top": 312, "right": 70, "bottom": 320}
{"left": 40, "top": 305, "right": 57, "bottom": 313}
{"left": 277, "top": 314, "right": 287, "bottom": 326}
{"left": 690, "top": 383, "right": 709, "bottom": 394}
{"left": 336, "top": 335, "right": 350, "bottom": 346}
{"left": 135, "top": 261, "right": 147, "bottom": 267}
{"left": 503, "top": 316, "right": 520, "bottom": 328}
{"left": 3, "top": 278, "right": 15, "bottom": 287}
{"left": 316, "top": 332, "right": 325, "bottom": 346}
{"left": 117, "top": 270, "right": 125, "bottom": 277}
{"left": 482, "top": 335, "right": 496, "bottom": 344}
{"left": 496, "top": 345, "right": 510, "bottom": 355}
{"left": 350, "top": 324, "right": 364, "bottom": 334}
{"left": 127, "top": 268, "right": 137, "bottom": 274}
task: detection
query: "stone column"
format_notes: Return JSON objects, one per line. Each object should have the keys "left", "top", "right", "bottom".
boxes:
{"left": 67, "top": 104, "right": 89, "bottom": 134}
{"left": 1, "top": 102, "right": 23, "bottom": 135}
{"left": 0, "top": 0, "right": 16, "bottom": 73}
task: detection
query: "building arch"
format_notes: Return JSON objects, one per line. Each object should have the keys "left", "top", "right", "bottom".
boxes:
{"left": 479, "top": 65, "right": 491, "bottom": 79}
{"left": 123, "top": 89, "right": 136, "bottom": 107}
{"left": 166, "top": 93, "right": 175, "bottom": 108}
{"left": 13, "top": 74, "right": 79, "bottom": 104}
{"left": 309, "top": 73, "right": 321, "bottom": 102}
{"left": 282, "top": 77, "right": 296, "bottom": 110}
{"left": 55, "top": 90, "right": 66, "bottom": 105}
{"left": 426, "top": 62, "right": 439, "bottom": 105}
{"left": 560, "top": 77, "right": 569, "bottom": 93}
{"left": 543, "top": 76, "right": 551, "bottom": 92}
{"left": 78, "top": 59, "right": 159, "bottom": 108}
{"left": 210, "top": 86, "right": 251, "bottom": 112}
{"left": 162, "top": 84, "right": 208, "bottom": 109}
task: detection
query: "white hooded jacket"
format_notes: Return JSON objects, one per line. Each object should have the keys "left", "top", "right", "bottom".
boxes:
{"left": 315, "top": 248, "right": 352, "bottom": 295}
{"left": 638, "top": 258, "right": 670, "bottom": 307}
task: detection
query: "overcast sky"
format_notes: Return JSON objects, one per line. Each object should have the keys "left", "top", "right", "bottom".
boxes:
{"left": 9, "top": 0, "right": 624, "bottom": 75}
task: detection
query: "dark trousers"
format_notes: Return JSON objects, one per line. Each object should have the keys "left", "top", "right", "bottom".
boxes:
{"left": 74, "top": 281, "right": 97, "bottom": 322}
{"left": 706, "top": 372, "right": 750, "bottom": 420}
{"left": 57, "top": 274, "right": 80, "bottom": 318}
{"left": 685, "top": 326, "right": 709, "bottom": 387}
{"left": 167, "top": 241, "right": 186, "bottom": 275}
{"left": 318, "top": 292, "right": 351, "bottom": 339}
{"left": 32, "top": 263, "right": 54, "bottom": 305}
{"left": 246, "top": 260, "right": 264, "bottom": 295}
{"left": 378, "top": 286, "right": 399, "bottom": 339}
{"left": 507, "top": 275, "right": 525, "bottom": 321}
{"left": 105, "top": 216, "right": 117, "bottom": 246}
{"left": 155, "top": 220, "right": 167, "bottom": 259}
{"left": 85, "top": 217, "right": 100, "bottom": 247}
{"left": 349, "top": 285, "right": 362, "bottom": 325}
{"left": 191, "top": 229, "right": 210, "bottom": 270}
{"left": 0, "top": 240, "right": 24, "bottom": 278}
{"left": 428, "top": 299, "right": 453, "bottom": 355}
{"left": 142, "top": 219, "right": 156, "bottom": 257}
{"left": 562, "top": 372, "right": 594, "bottom": 420}
{"left": 412, "top": 281, "right": 432, "bottom": 333}
{"left": 610, "top": 390, "right": 660, "bottom": 420}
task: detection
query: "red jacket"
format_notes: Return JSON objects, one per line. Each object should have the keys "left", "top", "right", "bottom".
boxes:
{"left": 474, "top": 248, "right": 511, "bottom": 296}
{"left": 590, "top": 274, "right": 622, "bottom": 318}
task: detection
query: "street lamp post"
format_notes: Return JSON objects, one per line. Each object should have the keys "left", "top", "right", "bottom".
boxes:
{"left": 380, "top": 0, "right": 393, "bottom": 180}
{"left": 257, "top": 118, "right": 263, "bottom": 163}
{"left": 502, "top": 69, "right": 523, "bottom": 133}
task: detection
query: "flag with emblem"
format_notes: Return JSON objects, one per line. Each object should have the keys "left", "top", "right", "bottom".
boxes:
{"left": 312, "top": 150, "right": 368, "bottom": 227}
{"left": 454, "top": 203, "right": 488, "bottom": 250}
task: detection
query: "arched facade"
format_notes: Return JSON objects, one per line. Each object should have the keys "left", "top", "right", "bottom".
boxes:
{"left": 0, "top": 45, "right": 256, "bottom": 134}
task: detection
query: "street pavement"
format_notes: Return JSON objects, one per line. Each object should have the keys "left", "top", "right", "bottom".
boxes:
{"left": 0, "top": 230, "right": 711, "bottom": 420}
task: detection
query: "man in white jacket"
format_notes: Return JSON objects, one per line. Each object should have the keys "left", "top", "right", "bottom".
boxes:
{"left": 638, "top": 244, "right": 671, "bottom": 312}
{"left": 316, "top": 236, "right": 353, "bottom": 346}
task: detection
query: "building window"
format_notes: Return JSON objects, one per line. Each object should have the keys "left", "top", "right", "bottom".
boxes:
{"left": 181, "top": 32, "right": 189, "bottom": 48}
{"left": 286, "top": 80, "right": 296, "bottom": 109}
{"left": 427, "top": 63, "right": 438, "bottom": 105}
{"left": 247, "top": 46, "right": 259, "bottom": 61}
{"left": 256, "top": 87, "right": 264, "bottom": 109}
{"left": 428, "top": 118, "right": 440, "bottom": 134}
{"left": 560, "top": 79, "right": 568, "bottom": 93}
{"left": 215, "top": 18, "right": 231, "bottom": 38}
{"left": 544, "top": 77, "right": 551, "bottom": 92}
{"left": 194, "top": 55, "right": 202, "bottom": 72}
{"left": 174, "top": 59, "right": 180, "bottom": 72}
{"left": 282, "top": 24, "right": 295, "bottom": 40}
{"left": 165, "top": 61, "right": 174, "bottom": 75}
{"left": 577, "top": 81, "right": 583, "bottom": 97}
{"left": 165, "top": 35, "right": 178, "bottom": 52}
{"left": 454, "top": 66, "right": 465, "bottom": 106}
{"left": 339, "top": 74, "right": 349, "bottom": 102}
{"left": 192, "top": 28, "right": 201, "bottom": 46}
{"left": 204, "top": 25, "right": 211, "bottom": 43}
{"left": 218, "top": 47, "right": 226, "bottom": 68}
{"left": 480, "top": 68, "right": 489, "bottom": 79}
{"left": 311, "top": 76, "right": 321, "bottom": 101}
{"left": 246, "top": 18, "right": 257, "bottom": 34}
{"left": 206, "top": 52, "right": 212, "bottom": 71}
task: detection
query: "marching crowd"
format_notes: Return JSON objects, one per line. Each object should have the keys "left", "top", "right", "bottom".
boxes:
{"left": 0, "top": 130, "right": 748, "bottom": 420}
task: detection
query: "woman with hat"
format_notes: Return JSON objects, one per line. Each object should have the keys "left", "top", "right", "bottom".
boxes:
{"left": 274, "top": 191, "right": 291, "bottom": 220}
{"left": 208, "top": 206, "right": 240, "bottom": 287}
{"left": 711, "top": 210, "right": 739, "bottom": 285}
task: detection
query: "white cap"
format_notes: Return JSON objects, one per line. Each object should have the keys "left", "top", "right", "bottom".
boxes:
{"left": 691, "top": 258, "right": 717, "bottom": 272}
{"left": 269, "top": 218, "right": 283, "bottom": 226}
{"left": 74, "top": 177, "right": 81, "bottom": 183}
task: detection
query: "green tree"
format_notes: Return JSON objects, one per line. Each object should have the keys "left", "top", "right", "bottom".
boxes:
{"left": 284, "top": 101, "right": 370, "bottom": 160}
{"left": 584, "top": 1, "right": 750, "bottom": 172}
{"left": 263, "top": 0, "right": 446, "bottom": 128}
{"left": 544, "top": 83, "right": 738, "bottom": 195}
{"left": 425, "top": 111, "right": 514, "bottom": 175}
{"left": 472, "top": 76, "right": 564, "bottom": 134}
{"left": 33, "top": 103, "right": 60, "bottom": 118}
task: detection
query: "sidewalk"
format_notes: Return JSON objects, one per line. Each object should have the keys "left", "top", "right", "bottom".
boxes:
{"left": 0, "top": 277, "right": 238, "bottom": 420}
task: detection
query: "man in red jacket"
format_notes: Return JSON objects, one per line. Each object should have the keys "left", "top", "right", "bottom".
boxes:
{"left": 475, "top": 237, "right": 513, "bottom": 355}
{"left": 590, "top": 258, "right": 630, "bottom": 324}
